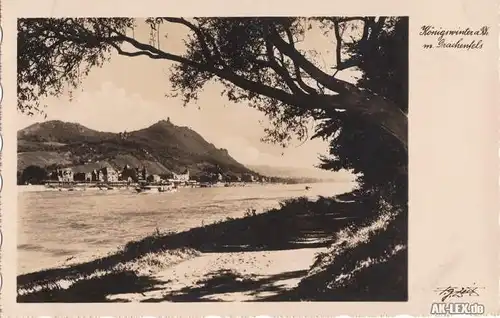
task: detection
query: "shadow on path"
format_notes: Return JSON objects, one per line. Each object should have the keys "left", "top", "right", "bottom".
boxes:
{"left": 123, "top": 197, "right": 368, "bottom": 255}
{"left": 18, "top": 271, "right": 167, "bottom": 302}
{"left": 141, "top": 269, "right": 308, "bottom": 302}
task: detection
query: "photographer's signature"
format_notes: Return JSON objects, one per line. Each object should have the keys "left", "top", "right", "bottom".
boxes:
{"left": 435, "top": 284, "right": 483, "bottom": 301}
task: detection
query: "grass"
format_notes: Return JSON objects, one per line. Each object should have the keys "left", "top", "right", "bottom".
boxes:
{"left": 17, "top": 247, "right": 200, "bottom": 302}
{"left": 264, "top": 198, "right": 408, "bottom": 301}
{"left": 17, "top": 192, "right": 407, "bottom": 302}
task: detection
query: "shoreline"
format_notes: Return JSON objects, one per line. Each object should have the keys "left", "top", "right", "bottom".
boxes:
{"left": 17, "top": 180, "right": 351, "bottom": 193}
{"left": 17, "top": 193, "right": 368, "bottom": 302}
{"left": 17, "top": 182, "right": 259, "bottom": 193}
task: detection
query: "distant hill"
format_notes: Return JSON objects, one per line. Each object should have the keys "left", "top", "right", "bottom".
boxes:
{"left": 246, "top": 164, "right": 354, "bottom": 181}
{"left": 17, "top": 120, "right": 115, "bottom": 142}
{"left": 17, "top": 119, "right": 254, "bottom": 177}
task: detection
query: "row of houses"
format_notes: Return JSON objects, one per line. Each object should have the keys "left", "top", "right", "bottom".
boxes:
{"left": 51, "top": 164, "right": 189, "bottom": 184}
{"left": 50, "top": 162, "right": 263, "bottom": 184}
{"left": 51, "top": 165, "right": 121, "bottom": 183}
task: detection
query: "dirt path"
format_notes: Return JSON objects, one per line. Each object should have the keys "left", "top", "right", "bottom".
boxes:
{"left": 107, "top": 247, "right": 326, "bottom": 302}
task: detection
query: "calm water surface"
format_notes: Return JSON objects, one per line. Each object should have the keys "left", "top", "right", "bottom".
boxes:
{"left": 18, "top": 182, "right": 355, "bottom": 274}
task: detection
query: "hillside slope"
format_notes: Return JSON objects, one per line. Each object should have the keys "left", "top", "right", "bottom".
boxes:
{"left": 17, "top": 120, "right": 115, "bottom": 143}
{"left": 17, "top": 120, "right": 253, "bottom": 177}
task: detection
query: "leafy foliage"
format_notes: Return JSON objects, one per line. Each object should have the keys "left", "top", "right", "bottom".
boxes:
{"left": 167, "top": 18, "right": 314, "bottom": 147}
{"left": 18, "top": 17, "right": 407, "bottom": 150}
{"left": 20, "top": 165, "right": 48, "bottom": 185}
{"left": 314, "top": 17, "right": 408, "bottom": 207}
{"left": 18, "top": 18, "right": 134, "bottom": 115}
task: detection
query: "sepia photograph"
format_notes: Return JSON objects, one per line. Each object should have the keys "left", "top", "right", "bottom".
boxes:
{"left": 16, "top": 16, "right": 408, "bottom": 302}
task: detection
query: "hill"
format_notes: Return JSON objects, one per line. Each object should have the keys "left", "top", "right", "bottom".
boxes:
{"left": 17, "top": 120, "right": 115, "bottom": 143}
{"left": 17, "top": 119, "right": 253, "bottom": 177}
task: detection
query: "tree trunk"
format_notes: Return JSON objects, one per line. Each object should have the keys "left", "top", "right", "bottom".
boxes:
{"left": 341, "top": 89, "right": 408, "bottom": 151}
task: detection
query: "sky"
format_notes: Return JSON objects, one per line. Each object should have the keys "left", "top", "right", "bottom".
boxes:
{"left": 17, "top": 19, "right": 360, "bottom": 169}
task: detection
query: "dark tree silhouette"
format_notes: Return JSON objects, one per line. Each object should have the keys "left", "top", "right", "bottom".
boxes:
{"left": 315, "top": 17, "right": 408, "bottom": 207}
{"left": 21, "top": 165, "right": 48, "bottom": 185}
{"left": 17, "top": 17, "right": 407, "bottom": 152}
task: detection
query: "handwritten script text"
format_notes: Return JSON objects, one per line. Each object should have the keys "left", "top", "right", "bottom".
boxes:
{"left": 420, "top": 25, "right": 489, "bottom": 50}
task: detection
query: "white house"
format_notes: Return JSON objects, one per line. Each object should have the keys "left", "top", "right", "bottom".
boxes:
{"left": 172, "top": 169, "right": 190, "bottom": 182}
{"left": 57, "top": 168, "right": 74, "bottom": 182}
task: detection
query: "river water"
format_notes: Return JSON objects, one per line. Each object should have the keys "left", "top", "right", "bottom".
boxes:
{"left": 18, "top": 181, "right": 355, "bottom": 274}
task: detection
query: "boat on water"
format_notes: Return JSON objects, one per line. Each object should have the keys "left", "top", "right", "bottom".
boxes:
{"left": 98, "top": 185, "right": 116, "bottom": 191}
{"left": 45, "top": 183, "right": 76, "bottom": 191}
{"left": 135, "top": 183, "right": 178, "bottom": 194}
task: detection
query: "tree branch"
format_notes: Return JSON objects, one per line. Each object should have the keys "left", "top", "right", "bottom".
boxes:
{"left": 333, "top": 17, "right": 388, "bottom": 71}
{"left": 268, "top": 26, "right": 357, "bottom": 95}
{"left": 263, "top": 39, "right": 304, "bottom": 95}
{"left": 108, "top": 29, "right": 320, "bottom": 111}
{"left": 19, "top": 17, "right": 408, "bottom": 150}
{"left": 161, "top": 18, "right": 217, "bottom": 66}
{"left": 281, "top": 26, "right": 319, "bottom": 95}
{"left": 332, "top": 18, "right": 367, "bottom": 71}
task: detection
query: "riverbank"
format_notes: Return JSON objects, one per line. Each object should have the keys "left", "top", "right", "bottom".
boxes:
{"left": 18, "top": 191, "right": 407, "bottom": 302}
{"left": 19, "top": 181, "right": 357, "bottom": 274}
{"left": 18, "top": 192, "right": 373, "bottom": 302}
{"left": 17, "top": 181, "right": 306, "bottom": 193}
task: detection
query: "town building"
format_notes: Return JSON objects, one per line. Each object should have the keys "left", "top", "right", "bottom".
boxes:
{"left": 85, "top": 171, "right": 93, "bottom": 181}
{"left": 136, "top": 166, "right": 148, "bottom": 181}
{"left": 241, "top": 173, "right": 256, "bottom": 182}
{"left": 152, "top": 174, "right": 161, "bottom": 183}
{"left": 57, "top": 168, "right": 74, "bottom": 182}
{"left": 101, "top": 167, "right": 119, "bottom": 182}
{"left": 147, "top": 174, "right": 162, "bottom": 183}
{"left": 56, "top": 163, "right": 119, "bottom": 183}
{"left": 172, "top": 169, "right": 189, "bottom": 182}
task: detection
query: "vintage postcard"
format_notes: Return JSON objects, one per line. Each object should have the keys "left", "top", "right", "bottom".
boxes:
{"left": 1, "top": 0, "right": 498, "bottom": 316}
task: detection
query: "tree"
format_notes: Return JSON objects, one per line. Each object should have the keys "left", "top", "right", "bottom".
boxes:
{"left": 18, "top": 17, "right": 407, "bottom": 153}
{"left": 121, "top": 165, "right": 138, "bottom": 182}
{"left": 315, "top": 17, "right": 408, "bottom": 208}
{"left": 21, "top": 165, "right": 48, "bottom": 185}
